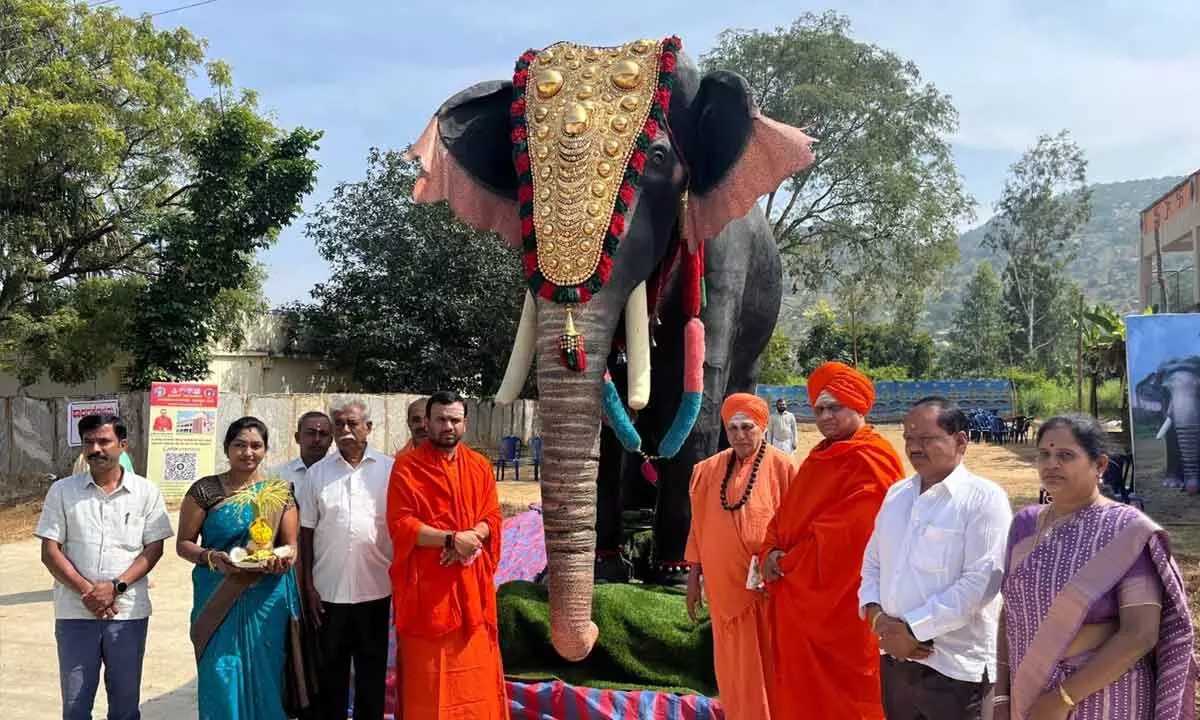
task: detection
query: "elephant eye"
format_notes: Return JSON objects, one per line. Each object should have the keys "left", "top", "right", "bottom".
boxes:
{"left": 650, "top": 147, "right": 668, "bottom": 166}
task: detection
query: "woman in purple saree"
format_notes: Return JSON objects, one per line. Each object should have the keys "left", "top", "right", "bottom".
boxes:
{"left": 994, "top": 414, "right": 1196, "bottom": 720}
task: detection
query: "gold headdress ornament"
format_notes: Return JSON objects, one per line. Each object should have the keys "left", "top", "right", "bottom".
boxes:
{"left": 511, "top": 36, "right": 682, "bottom": 371}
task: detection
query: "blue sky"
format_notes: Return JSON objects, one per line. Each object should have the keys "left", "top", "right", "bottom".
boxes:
{"left": 113, "top": 0, "right": 1200, "bottom": 306}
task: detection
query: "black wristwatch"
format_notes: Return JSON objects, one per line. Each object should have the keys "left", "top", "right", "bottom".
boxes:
{"left": 113, "top": 579, "right": 128, "bottom": 594}
{"left": 443, "top": 532, "right": 454, "bottom": 550}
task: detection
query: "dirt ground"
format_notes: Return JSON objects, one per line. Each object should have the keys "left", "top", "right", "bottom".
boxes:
{"left": 0, "top": 425, "right": 1195, "bottom": 718}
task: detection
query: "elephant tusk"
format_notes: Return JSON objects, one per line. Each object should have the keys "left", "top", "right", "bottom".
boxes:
{"left": 1157, "top": 416, "right": 1174, "bottom": 441}
{"left": 625, "top": 282, "right": 651, "bottom": 410}
{"left": 495, "top": 291, "right": 538, "bottom": 405}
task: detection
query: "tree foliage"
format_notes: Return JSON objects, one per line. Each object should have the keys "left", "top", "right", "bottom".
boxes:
{"left": 0, "top": 0, "right": 316, "bottom": 388}
{"left": 123, "top": 95, "right": 320, "bottom": 387}
{"left": 701, "top": 12, "right": 972, "bottom": 315}
{"left": 757, "top": 328, "right": 800, "bottom": 385}
{"left": 984, "top": 131, "right": 1092, "bottom": 373}
{"left": 286, "top": 150, "right": 527, "bottom": 396}
{"left": 941, "top": 262, "right": 1011, "bottom": 377}
{"left": 794, "top": 301, "right": 934, "bottom": 380}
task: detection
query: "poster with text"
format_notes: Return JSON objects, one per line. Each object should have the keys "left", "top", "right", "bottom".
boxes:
{"left": 1127, "top": 313, "right": 1200, "bottom": 494}
{"left": 147, "top": 382, "right": 219, "bottom": 500}
{"left": 66, "top": 399, "right": 121, "bottom": 447}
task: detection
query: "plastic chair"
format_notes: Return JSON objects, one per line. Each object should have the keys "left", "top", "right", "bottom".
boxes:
{"left": 531, "top": 436, "right": 542, "bottom": 484}
{"left": 495, "top": 435, "right": 522, "bottom": 482}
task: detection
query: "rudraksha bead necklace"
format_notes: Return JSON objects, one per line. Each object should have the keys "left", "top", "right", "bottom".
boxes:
{"left": 721, "top": 440, "right": 766, "bottom": 512}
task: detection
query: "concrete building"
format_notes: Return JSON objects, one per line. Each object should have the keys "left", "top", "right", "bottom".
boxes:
{"left": 1139, "top": 171, "right": 1200, "bottom": 311}
{"left": 0, "top": 312, "right": 355, "bottom": 397}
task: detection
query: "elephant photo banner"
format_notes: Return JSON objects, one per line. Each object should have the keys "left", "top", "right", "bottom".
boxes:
{"left": 1126, "top": 313, "right": 1200, "bottom": 492}
{"left": 756, "top": 379, "right": 1014, "bottom": 423}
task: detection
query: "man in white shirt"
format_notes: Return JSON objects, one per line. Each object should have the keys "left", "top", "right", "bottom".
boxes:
{"left": 297, "top": 398, "right": 394, "bottom": 720}
{"left": 35, "top": 413, "right": 174, "bottom": 720}
{"left": 859, "top": 397, "right": 1012, "bottom": 720}
{"left": 765, "top": 398, "right": 797, "bottom": 452}
{"left": 270, "top": 410, "right": 333, "bottom": 487}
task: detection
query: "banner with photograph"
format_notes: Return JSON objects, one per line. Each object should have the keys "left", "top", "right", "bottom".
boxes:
{"left": 66, "top": 399, "right": 121, "bottom": 447}
{"left": 146, "top": 382, "right": 219, "bottom": 500}
{"left": 1127, "top": 313, "right": 1200, "bottom": 494}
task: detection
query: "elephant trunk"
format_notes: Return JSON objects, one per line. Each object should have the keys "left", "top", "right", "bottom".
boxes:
{"left": 1176, "top": 423, "right": 1200, "bottom": 495}
{"left": 533, "top": 301, "right": 614, "bottom": 661}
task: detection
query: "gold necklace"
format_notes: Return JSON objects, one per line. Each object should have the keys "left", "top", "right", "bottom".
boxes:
{"left": 1035, "top": 494, "right": 1099, "bottom": 547}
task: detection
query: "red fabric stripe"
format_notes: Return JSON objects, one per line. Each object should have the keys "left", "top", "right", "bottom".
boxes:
{"left": 596, "top": 688, "right": 615, "bottom": 718}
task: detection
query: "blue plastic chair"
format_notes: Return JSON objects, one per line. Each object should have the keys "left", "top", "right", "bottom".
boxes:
{"left": 531, "top": 436, "right": 543, "bottom": 484}
{"left": 495, "top": 435, "right": 522, "bottom": 482}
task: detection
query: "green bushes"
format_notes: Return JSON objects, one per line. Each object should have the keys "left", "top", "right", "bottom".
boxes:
{"left": 1003, "top": 367, "right": 1074, "bottom": 418}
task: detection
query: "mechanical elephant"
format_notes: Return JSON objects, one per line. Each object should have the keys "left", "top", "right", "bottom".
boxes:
{"left": 1135, "top": 356, "right": 1200, "bottom": 494}
{"left": 407, "top": 35, "right": 814, "bottom": 661}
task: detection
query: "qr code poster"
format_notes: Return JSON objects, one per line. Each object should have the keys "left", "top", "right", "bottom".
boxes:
{"left": 147, "top": 382, "right": 219, "bottom": 499}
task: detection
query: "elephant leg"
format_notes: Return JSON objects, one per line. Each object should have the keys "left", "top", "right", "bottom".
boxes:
{"left": 594, "top": 423, "right": 631, "bottom": 582}
{"left": 1175, "top": 424, "right": 1200, "bottom": 495}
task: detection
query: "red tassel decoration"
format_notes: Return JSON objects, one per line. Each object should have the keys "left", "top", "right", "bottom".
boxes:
{"left": 558, "top": 307, "right": 587, "bottom": 372}
{"left": 641, "top": 457, "right": 659, "bottom": 485}
{"left": 682, "top": 245, "right": 704, "bottom": 319}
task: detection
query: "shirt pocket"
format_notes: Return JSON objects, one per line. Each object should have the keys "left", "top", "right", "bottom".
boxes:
{"left": 106, "top": 511, "right": 144, "bottom": 551}
{"left": 910, "top": 524, "right": 965, "bottom": 574}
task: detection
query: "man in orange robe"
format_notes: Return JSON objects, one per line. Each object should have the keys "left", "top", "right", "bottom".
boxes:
{"left": 685, "top": 393, "right": 797, "bottom": 719}
{"left": 760, "top": 362, "right": 906, "bottom": 720}
{"left": 387, "top": 391, "right": 509, "bottom": 720}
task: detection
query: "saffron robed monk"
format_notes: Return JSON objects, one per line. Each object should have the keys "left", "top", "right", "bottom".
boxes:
{"left": 387, "top": 391, "right": 509, "bottom": 720}
{"left": 759, "top": 361, "right": 906, "bottom": 720}
{"left": 685, "top": 393, "right": 796, "bottom": 720}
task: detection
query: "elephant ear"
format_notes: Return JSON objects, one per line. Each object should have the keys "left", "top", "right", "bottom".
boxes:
{"left": 680, "top": 70, "right": 815, "bottom": 251}
{"left": 407, "top": 80, "right": 522, "bottom": 245}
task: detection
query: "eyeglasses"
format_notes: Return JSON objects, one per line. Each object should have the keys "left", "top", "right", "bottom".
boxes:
{"left": 726, "top": 422, "right": 758, "bottom": 434}
{"left": 812, "top": 403, "right": 846, "bottom": 416}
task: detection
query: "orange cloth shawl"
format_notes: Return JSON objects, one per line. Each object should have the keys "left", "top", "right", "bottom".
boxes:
{"left": 760, "top": 424, "right": 905, "bottom": 720}
{"left": 387, "top": 440, "right": 504, "bottom": 640}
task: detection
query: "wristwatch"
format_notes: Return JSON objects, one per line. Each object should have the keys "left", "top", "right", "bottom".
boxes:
{"left": 113, "top": 579, "right": 128, "bottom": 594}
{"left": 443, "top": 532, "right": 454, "bottom": 550}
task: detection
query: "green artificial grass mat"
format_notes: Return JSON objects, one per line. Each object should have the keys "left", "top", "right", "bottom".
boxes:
{"left": 497, "top": 581, "right": 718, "bottom": 696}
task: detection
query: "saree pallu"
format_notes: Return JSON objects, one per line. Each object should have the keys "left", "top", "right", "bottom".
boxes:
{"left": 190, "top": 491, "right": 302, "bottom": 720}
{"left": 1003, "top": 503, "right": 1196, "bottom": 719}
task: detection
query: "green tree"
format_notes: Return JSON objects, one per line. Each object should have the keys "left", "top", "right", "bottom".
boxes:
{"left": 942, "top": 262, "right": 1011, "bottom": 376}
{"left": 757, "top": 328, "right": 799, "bottom": 384}
{"left": 702, "top": 12, "right": 972, "bottom": 316}
{"left": 285, "top": 150, "right": 527, "bottom": 396}
{"left": 123, "top": 91, "right": 320, "bottom": 387}
{"left": 985, "top": 131, "right": 1092, "bottom": 371}
{"left": 0, "top": 0, "right": 311, "bottom": 387}
{"left": 794, "top": 301, "right": 934, "bottom": 379}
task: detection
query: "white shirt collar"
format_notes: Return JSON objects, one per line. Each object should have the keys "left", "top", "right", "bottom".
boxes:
{"left": 915, "top": 463, "right": 969, "bottom": 496}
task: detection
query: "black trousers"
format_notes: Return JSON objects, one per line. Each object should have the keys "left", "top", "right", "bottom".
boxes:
{"left": 880, "top": 656, "right": 991, "bottom": 720}
{"left": 317, "top": 597, "right": 391, "bottom": 720}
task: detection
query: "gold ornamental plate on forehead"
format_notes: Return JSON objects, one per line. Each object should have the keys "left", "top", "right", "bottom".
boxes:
{"left": 525, "top": 38, "right": 662, "bottom": 287}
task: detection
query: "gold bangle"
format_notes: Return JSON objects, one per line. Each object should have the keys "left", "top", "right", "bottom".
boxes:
{"left": 1057, "top": 684, "right": 1076, "bottom": 708}
{"left": 205, "top": 550, "right": 215, "bottom": 571}
{"left": 870, "top": 612, "right": 883, "bottom": 632}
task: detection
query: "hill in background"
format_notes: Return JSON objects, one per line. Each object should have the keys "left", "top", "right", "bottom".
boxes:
{"left": 925, "top": 176, "right": 1186, "bottom": 331}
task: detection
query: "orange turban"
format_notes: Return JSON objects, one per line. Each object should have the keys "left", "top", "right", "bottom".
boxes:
{"left": 807, "top": 361, "right": 875, "bottom": 415}
{"left": 721, "top": 393, "right": 769, "bottom": 429}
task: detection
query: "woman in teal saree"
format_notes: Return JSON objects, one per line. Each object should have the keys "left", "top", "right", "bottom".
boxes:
{"left": 176, "top": 417, "right": 310, "bottom": 719}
